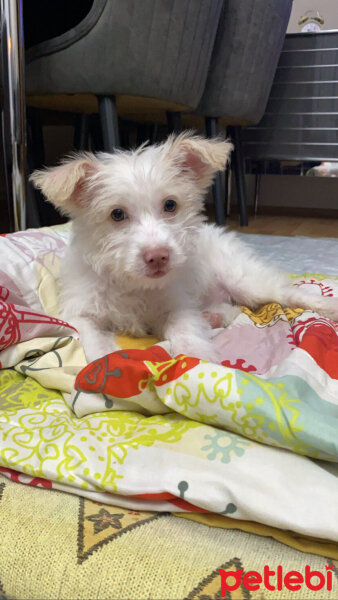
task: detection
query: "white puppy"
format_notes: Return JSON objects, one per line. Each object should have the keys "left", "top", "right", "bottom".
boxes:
{"left": 31, "top": 132, "right": 338, "bottom": 363}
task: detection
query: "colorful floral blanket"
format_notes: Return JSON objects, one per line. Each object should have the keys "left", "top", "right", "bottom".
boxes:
{"left": 1, "top": 224, "right": 338, "bottom": 542}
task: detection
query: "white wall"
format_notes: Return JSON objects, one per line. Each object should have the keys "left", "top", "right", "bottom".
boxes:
{"left": 251, "top": 175, "right": 338, "bottom": 210}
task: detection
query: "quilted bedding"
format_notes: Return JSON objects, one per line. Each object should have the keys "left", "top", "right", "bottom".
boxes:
{"left": 1, "top": 224, "right": 338, "bottom": 544}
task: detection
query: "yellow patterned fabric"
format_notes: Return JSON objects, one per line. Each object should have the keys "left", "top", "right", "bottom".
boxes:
{"left": 242, "top": 303, "right": 304, "bottom": 327}
{"left": 1, "top": 367, "right": 338, "bottom": 567}
{"left": 0, "top": 473, "right": 337, "bottom": 600}
{"left": 178, "top": 514, "right": 338, "bottom": 560}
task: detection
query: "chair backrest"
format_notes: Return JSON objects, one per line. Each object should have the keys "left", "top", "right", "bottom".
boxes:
{"left": 24, "top": 0, "right": 96, "bottom": 54}
{"left": 25, "top": 0, "right": 223, "bottom": 110}
{"left": 243, "top": 31, "right": 338, "bottom": 161}
{"left": 196, "top": 0, "right": 292, "bottom": 123}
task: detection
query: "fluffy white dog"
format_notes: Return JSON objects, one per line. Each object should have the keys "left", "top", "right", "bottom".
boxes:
{"left": 31, "top": 132, "right": 338, "bottom": 363}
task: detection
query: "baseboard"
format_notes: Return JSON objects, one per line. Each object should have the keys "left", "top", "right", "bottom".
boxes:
{"left": 230, "top": 205, "right": 338, "bottom": 219}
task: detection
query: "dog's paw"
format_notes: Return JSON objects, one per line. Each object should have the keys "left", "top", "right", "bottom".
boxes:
{"left": 203, "top": 303, "right": 242, "bottom": 328}
{"left": 82, "top": 332, "right": 118, "bottom": 363}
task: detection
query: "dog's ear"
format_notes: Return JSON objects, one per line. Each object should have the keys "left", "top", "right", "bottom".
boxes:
{"left": 163, "top": 132, "right": 233, "bottom": 190}
{"left": 30, "top": 153, "right": 99, "bottom": 216}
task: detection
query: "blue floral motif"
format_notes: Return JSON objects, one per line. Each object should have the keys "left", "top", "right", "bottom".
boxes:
{"left": 201, "top": 430, "right": 251, "bottom": 464}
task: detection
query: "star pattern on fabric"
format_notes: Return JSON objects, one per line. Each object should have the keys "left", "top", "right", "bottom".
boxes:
{"left": 86, "top": 508, "right": 124, "bottom": 534}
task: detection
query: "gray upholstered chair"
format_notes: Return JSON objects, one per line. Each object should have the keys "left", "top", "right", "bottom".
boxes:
{"left": 25, "top": 0, "right": 223, "bottom": 152}
{"left": 2, "top": 0, "right": 223, "bottom": 229}
{"left": 194, "top": 0, "right": 293, "bottom": 226}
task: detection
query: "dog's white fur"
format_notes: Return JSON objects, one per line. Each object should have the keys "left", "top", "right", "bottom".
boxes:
{"left": 31, "top": 132, "right": 338, "bottom": 363}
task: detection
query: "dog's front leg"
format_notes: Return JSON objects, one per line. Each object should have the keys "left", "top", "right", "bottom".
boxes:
{"left": 162, "top": 308, "right": 220, "bottom": 362}
{"left": 67, "top": 315, "right": 119, "bottom": 363}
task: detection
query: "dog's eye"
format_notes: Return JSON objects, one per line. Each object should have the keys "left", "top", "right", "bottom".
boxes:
{"left": 164, "top": 199, "right": 177, "bottom": 213}
{"left": 111, "top": 208, "right": 126, "bottom": 222}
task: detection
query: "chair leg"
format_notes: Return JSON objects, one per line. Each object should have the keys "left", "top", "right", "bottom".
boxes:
{"left": 136, "top": 123, "right": 147, "bottom": 146}
{"left": 225, "top": 163, "right": 231, "bottom": 217}
{"left": 120, "top": 122, "right": 131, "bottom": 150}
{"left": 136, "top": 123, "right": 158, "bottom": 146}
{"left": 229, "top": 125, "right": 248, "bottom": 226}
{"left": 149, "top": 123, "right": 158, "bottom": 144}
{"left": 25, "top": 179, "right": 42, "bottom": 229}
{"left": 89, "top": 114, "right": 103, "bottom": 152}
{"left": 74, "top": 113, "right": 90, "bottom": 151}
{"left": 166, "top": 111, "right": 182, "bottom": 134}
{"left": 26, "top": 114, "right": 43, "bottom": 228}
{"left": 205, "top": 116, "right": 225, "bottom": 226}
{"left": 27, "top": 107, "right": 45, "bottom": 168}
{"left": 254, "top": 172, "right": 261, "bottom": 215}
{"left": 98, "top": 95, "right": 120, "bottom": 152}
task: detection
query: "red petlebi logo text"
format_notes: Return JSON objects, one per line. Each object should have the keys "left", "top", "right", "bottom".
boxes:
{"left": 219, "top": 564, "right": 334, "bottom": 594}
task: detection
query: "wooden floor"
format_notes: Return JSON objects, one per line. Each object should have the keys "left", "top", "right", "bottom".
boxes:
{"left": 226, "top": 214, "right": 338, "bottom": 238}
